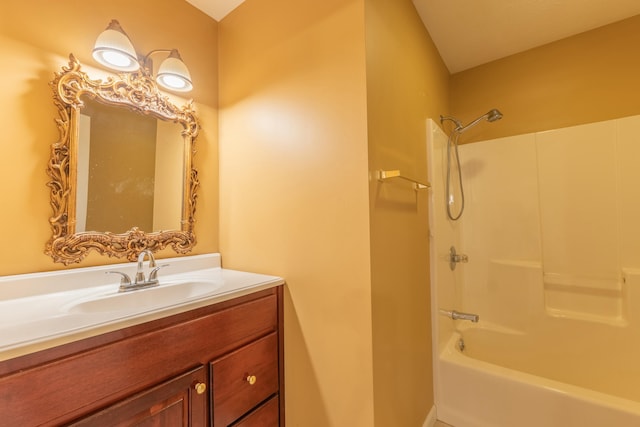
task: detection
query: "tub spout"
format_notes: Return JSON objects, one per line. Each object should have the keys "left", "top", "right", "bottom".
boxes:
{"left": 453, "top": 311, "right": 479, "bottom": 323}
{"left": 440, "top": 309, "right": 479, "bottom": 323}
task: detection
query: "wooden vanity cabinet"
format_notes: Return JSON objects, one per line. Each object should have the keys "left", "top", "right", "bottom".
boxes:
{"left": 0, "top": 286, "right": 284, "bottom": 427}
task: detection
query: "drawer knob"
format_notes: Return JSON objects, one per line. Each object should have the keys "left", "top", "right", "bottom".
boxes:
{"left": 246, "top": 375, "right": 257, "bottom": 385}
{"left": 194, "top": 382, "right": 207, "bottom": 394}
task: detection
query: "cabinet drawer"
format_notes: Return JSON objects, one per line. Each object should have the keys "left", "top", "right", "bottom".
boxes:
{"left": 212, "top": 333, "right": 279, "bottom": 426}
{"left": 232, "top": 396, "right": 279, "bottom": 427}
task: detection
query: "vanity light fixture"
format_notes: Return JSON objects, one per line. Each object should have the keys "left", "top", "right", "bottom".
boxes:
{"left": 154, "top": 49, "right": 193, "bottom": 92}
{"left": 92, "top": 19, "right": 193, "bottom": 92}
{"left": 92, "top": 20, "right": 139, "bottom": 72}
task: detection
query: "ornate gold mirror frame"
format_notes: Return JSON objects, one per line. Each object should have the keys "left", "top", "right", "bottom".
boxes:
{"left": 46, "top": 54, "right": 199, "bottom": 264}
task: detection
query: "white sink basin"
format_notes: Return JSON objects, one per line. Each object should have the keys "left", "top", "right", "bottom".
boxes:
{"left": 65, "top": 280, "right": 223, "bottom": 314}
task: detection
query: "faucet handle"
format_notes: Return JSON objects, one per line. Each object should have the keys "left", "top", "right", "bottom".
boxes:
{"left": 449, "top": 246, "right": 469, "bottom": 271}
{"left": 149, "top": 264, "right": 169, "bottom": 281}
{"left": 106, "top": 271, "right": 132, "bottom": 288}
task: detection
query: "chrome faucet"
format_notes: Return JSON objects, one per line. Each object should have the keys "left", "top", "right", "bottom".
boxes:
{"left": 107, "top": 249, "right": 165, "bottom": 292}
{"left": 135, "top": 250, "right": 157, "bottom": 285}
{"left": 439, "top": 309, "right": 479, "bottom": 323}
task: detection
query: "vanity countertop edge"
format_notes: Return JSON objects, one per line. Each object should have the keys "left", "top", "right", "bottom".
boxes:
{"left": 0, "top": 253, "right": 284, "bottom": 361}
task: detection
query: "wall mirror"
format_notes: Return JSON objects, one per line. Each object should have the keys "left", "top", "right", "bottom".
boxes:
{"left": 46, "top": 54, "right": 199, "bottom": 264}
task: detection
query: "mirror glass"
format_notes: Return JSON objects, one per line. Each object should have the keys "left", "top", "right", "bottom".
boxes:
{"left": 77, "top": 98, "right": 184, "bottom": 234}
{"left": 46, "top": 55, "right": 199, "bottom": 264}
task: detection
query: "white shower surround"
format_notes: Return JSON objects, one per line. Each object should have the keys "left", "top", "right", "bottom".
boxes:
{"left": 428, "top": 115, "right": 640, "bottom": 426}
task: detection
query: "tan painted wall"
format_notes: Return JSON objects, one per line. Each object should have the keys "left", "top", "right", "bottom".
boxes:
{"left": 449, "top": 14, "right": 640, "bottom": 143}
{"left": 220, "top": 0, "right": 450, "bottom": 425}
{"left": 365, "top": 0, "right": 449, "bottom": 425}
{"left": 0, "top": 0, "right": 218, "bottom": 274}
{"left": 218, "top": 0, "right": 375, "bottom": 425}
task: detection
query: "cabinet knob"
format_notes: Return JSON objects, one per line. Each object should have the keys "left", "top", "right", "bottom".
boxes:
{"left": 194, "top": 382, "right": 207, "bottom": 394}
{"left": 246, "top": 375, "right": 257, "bottom": 385}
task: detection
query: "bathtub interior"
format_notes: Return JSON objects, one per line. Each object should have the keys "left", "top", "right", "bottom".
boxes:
{"left": 427, "top": 115, "right": 640, "bottom": 422}
{"left": 438, "top": 330, "right": 640, "bottom": 427}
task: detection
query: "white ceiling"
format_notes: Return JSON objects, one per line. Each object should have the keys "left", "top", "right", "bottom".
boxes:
{"left": 413, "top": 0, "right": 640, "bottom": 73}
{"left": 186, "top": 0, "right": 245, "bottom": 21}
{"left": 186, "top": 0, "right": 640, "bottom": 73}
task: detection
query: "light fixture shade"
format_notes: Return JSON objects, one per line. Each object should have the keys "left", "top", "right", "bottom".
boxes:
{"left": 92, "top": 20, "right": 140, "bottom": 72}
{"left": 156, "top": 49, "right": 193, "bottom": 92}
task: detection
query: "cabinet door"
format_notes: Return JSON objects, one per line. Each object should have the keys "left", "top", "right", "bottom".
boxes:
{"left": 212, "top": 333, "right": 279, "bottom": 426}
{"left": 70, "top": 366, "right": 208, "bottom": 427}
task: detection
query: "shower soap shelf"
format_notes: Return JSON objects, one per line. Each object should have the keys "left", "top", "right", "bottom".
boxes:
{"left": 376, "top": 170, "right": 430, "bottom": 191}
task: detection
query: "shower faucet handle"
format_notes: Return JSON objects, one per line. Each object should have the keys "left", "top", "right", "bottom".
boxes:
{"left": 453, "top": 253, "right": 468, "bottom": 263}
{"left": 449, "top": 246, "right": 468, "bottom": 271}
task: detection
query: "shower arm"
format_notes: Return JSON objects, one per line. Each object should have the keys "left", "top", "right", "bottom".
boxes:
{"left": 456, "top": 114, "right": 489, "bottom": 133}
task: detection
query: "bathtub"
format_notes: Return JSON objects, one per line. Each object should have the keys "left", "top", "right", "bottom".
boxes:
{"left": 435, "top": 322, "right": 640, "bottom": 427}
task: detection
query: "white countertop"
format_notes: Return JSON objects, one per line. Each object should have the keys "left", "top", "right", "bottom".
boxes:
{"left": 0, "top": 254, "right": 284, "bottom": 361}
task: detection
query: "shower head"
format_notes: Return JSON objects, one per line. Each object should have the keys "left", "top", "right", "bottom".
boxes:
{"left": 486, "top": 108, "right": 503, "bottom": 123}
{"left": 442, "top": 109, "right": 503, "bottom": 134}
